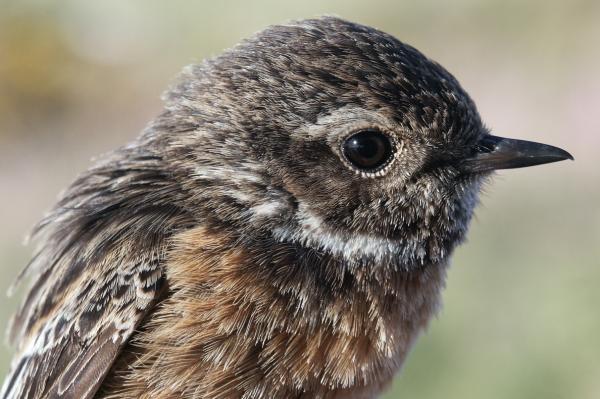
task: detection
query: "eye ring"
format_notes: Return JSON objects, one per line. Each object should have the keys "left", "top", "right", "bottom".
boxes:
{"left": 340, "top": 129, "right": 398, "bottom": 177}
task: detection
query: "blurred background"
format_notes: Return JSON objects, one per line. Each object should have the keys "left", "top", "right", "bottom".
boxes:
{"left": 0, "top": 0, "right": 598, "bottom": 398}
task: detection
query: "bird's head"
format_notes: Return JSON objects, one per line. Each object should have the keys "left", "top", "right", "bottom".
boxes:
{"left": 149, "top": 17, "right": 571, "bottom": 269}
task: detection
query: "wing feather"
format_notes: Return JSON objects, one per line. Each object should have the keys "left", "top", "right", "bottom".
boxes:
{"left": 1, "top": 255, "right": 167, "bottom": 399}
{"left": 1, "top": 149, "right": 188, "bottom": 398}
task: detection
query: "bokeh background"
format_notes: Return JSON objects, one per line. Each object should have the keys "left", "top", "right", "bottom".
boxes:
{"left": 1, "top": 1, "right": 598, "bottom": 398}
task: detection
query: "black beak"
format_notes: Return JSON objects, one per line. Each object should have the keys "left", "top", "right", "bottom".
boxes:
{"left": 462, "top": 135, "right": 573, "bottom": 173}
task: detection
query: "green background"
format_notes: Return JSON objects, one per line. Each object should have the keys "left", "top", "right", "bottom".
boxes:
{"left": 1, "top": 1, "right": 598, "bottom": 398}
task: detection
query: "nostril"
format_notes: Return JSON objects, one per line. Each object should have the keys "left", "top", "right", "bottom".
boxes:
{"left": 474, "top": 135, "right": 502, "bottom": 154}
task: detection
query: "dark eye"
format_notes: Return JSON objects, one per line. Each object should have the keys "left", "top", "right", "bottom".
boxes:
{"left": 341, "top": 129, "right": 395, "bottom": 172}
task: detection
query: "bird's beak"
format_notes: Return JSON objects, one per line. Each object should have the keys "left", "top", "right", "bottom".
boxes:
{"left": 462, "top": 135, "right": 573, "bottom": 173}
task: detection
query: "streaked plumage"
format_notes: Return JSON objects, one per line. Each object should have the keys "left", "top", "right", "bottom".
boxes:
{"left": 1, "top": 17, "right": 571, "bottom": 399}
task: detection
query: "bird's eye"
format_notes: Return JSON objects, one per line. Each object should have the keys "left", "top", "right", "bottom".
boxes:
{"left": 341, "top": 129, "right": 395, "bottom": 173}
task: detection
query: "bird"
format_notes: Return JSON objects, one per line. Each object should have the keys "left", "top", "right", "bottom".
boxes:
{"left": 1, "top": 16, "right": 572, "bottom": 399}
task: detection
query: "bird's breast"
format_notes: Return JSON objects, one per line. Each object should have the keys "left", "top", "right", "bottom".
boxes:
{"left": 99, "top": 225, "right": 448, "bottom": 398}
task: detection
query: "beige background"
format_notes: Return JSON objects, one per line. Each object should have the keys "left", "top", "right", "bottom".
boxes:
{"left": 1, "top": 1, "right": 598, "bottom": 398}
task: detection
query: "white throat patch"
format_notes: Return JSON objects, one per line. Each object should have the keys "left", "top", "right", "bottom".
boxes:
{"left": 272, "top": 202, "right": 429, "bottom": 264}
